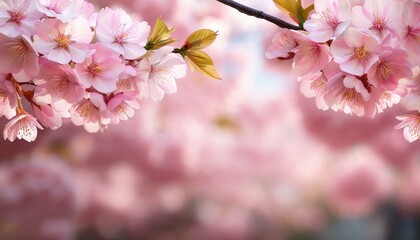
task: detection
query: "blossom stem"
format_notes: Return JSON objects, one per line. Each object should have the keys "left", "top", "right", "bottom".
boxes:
{"left": 215, "top": 0, "right": 302, "bottom": 30}
{"left": 12, "top": 81, "right": 25, "bottom": 114}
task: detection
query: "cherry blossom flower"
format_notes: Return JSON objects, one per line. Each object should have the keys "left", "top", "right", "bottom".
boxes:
{"left": 365, "top": 88, "right": 401, "bottom": 118}
{"left": 331, "top": 28, "right": 381, "bottom": 76}
{"left": 325, "top": 75, "right": 372, "bottom": 117}
{"left": 3, "top": 113, "right": 43, "bottom": 142}
{"left": 0, "top": 33, "right": 39, "bottom": 77}
{"left": 395, "top": 114, "right": 420, "bottom": 142}
{"left": 266, "top": 30, "right": 331, "bottom": 75}
{"left": 138, "top": 46, "right": 187, "bottom": 102}
{"left": 304, "top": 0, "right": 351, "bottom": 42}
{"left": 398, "top": 0, "right": 420, "bottom": 56}
{"left": 0, "top": 0, "right": 43, "bottom": 38}
{"left": 0, "top": 74, "right": 18, "bottom": 119}
{"left": 291, "top": 31, "right": 332, "bottom": 75}
{"left": 265, "top": 29, "right": 298, "bottom": 59}
{"left": 351, "top": 0, "right": 402, "bottom": 41}
{"left": 33, "top": 59, "right": 85, "bottom": 109}
{"left": 35, "top": 0, "right": 83, "bottom": 22}
{"left": 32, "top": 104, "right": 63, "bottom": 130}
{"left": 107, "top": 92, "right": 140, "bottom": 124}
{"left": 116, "top": 65, "right": 140, "bottom": 92}
{"left": 96, "top": 7, "right": 150, "bottom": 60}
{"left": 298, "top": 71, "right": 329, "bottom": 110}
{"left": 367, "top": 49, "right": 413, "bottom": 91}
{"left": 69, "top": 92, "right": 110, "bottom": 133}
{"left": 33, "top": 18, "right": 93, "bottom": 64}
{"left": 75, "top": 43, "right": 125, "bottom": 93}
{"left": 322, "top": 62, "right": 372, "bottom": 116}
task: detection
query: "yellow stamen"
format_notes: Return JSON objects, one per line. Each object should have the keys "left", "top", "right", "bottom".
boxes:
{"left": 354, "top": 46, "right": 369, "bottom": 61}
{"left": 8, "top": 38, "right": 28, "bottom": 56}
{"left": 87, "top": 63, "right": 105, "bottom": 76}
{"left": 55, "top": 33, "right": 70, "bottom": 49}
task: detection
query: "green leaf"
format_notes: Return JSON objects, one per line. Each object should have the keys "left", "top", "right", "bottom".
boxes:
{"left": 184, "top": 50, "right": 221, "bottom": 80}
{"left": 303, "top": 4, "right": 315, "bottom": 22}
{"left": 147, "top": 17, "right": 175, "bottom": 50}
{"left": 272, "top": 0, "right": 314, "bottom": 27}
{"left": 184, "top": 29, "right": 218, "bottom": 51}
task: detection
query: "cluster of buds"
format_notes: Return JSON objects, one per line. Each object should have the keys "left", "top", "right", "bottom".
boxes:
{"left": 266, "top": 0, "right": 419, "bottom": 142}
{"left": 0, "top": 0, "right": 219, "bottom": 142}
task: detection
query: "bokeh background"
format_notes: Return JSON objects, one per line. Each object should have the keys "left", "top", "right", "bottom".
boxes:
{"left": 1, "top": 0, "right": 420, "bottom": 240}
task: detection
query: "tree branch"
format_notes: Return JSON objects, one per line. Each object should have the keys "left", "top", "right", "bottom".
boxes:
{"left": 215, "top": 0, "right": 302, "bottom": 30}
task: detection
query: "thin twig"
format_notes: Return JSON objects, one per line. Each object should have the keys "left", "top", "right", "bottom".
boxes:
{"left": 215, "top": 0, "right": 301, "bottom": 30}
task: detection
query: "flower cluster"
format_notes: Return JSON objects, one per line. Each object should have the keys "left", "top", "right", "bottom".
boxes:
{"left": 266, "top": 0, "right": 420, "bottom": 142}
{"left": 0, "top": 0, "right": 218, "bottom": 142}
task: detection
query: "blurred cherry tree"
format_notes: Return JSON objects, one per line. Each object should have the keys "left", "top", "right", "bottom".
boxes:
{"left": 0, "top": 0, "right": 419, "bottom": 240}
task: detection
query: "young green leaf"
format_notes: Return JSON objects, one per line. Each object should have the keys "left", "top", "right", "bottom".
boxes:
{"left": 184, "top": 29, "right": 218, "bottom": 51}
{"left": 272, "top": 0, "right": 313, "bottom": 27}
{"left": 184, "top": 50, "right": 221, "bottom": 80}
{"left": 147, "top": 17, "right": 175, "bottom": 50}
{"left": 303, "top": 4, "right": 315, "bottom": 22}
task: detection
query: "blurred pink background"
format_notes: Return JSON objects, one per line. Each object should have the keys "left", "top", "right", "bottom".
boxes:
{"left": 0, "top": 1, "right": 419, "bottom": 240}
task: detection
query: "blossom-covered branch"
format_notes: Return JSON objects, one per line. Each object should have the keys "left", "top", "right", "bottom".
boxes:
{"left": 215, "top": 0, "right": 302, "bottom": 30}
{"left": 218, "top": 0, "right": 419, "bottom": 143}
{"left": 262, "top": 0, "right": 420, "bottom": 143}
{"left": 0, "top": 0, "right": 220, "bottom": 142}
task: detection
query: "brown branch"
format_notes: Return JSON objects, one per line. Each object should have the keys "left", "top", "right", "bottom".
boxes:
{"left": 215, "top": 0, "right": 302, "bottom": 30}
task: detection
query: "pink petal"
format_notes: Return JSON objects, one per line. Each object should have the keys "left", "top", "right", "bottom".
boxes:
{"left": 46, "top": 48, "right": 71, "bottom": 64}
{"left": 122, "top": 43, "right": 147, "bottom": 60}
